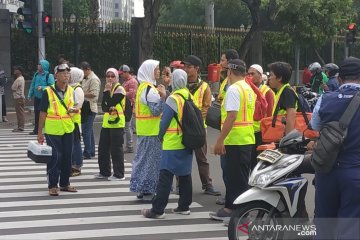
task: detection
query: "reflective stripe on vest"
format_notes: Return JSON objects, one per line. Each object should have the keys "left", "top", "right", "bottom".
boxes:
{"left": 221, "top": 80, "right": 255, "bottom": 145}
{"left": 71, "top": 83, "right": 82, "bottom": 124}
{"left": 193, "top": 80, "right": 208, "bottom": 128}
{"left": 218, "top": 78, "right": 228, "bottom": 103}
{"left": 135, "top": 82, "right": 161, "bottom": 136}
{"left": 102, "top": 83, "right": 126, "bottom": 128}
{"left": 162, "top": 89, "right": 191, "bottom": 150}
{"left": 45, "top": 85, "right": 75, "bottom": 135}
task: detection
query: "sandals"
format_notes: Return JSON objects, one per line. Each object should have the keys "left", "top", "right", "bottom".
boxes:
{"left": 49, "top": 187, "right": 59, "bottom": 196}
{"left": 60, "top": 185, "right": 78, "bottom": 192}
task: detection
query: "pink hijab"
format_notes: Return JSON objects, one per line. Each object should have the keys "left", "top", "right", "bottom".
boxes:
{"left": 106, "top": 68, "right": 122, "bottom": 94}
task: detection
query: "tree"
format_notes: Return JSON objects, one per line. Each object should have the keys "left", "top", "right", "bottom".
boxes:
{"left": 44, "top": 0, "right": 91, "bottom": 19}
{"left": 135, "top": 0, "right": 163, "bottom": 64}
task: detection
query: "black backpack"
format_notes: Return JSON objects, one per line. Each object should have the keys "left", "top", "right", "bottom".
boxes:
{"left": 174, "top": 93, "right": 206, "bottom": 150}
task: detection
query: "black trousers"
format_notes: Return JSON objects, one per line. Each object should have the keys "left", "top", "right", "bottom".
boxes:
{"left": 2, "top": 94, "right": 6, "bottom": 116}
{"left": 98, "top": 128, "right": 124, "bottom": 178}
{"left": 152, "top": 169, "right": 192, "bottom": 214}
{"left": 250, "top": 131, "right": 262, "bottom": 170}
{"left": 224, "top": 145, "right": 253, "bottom": 209}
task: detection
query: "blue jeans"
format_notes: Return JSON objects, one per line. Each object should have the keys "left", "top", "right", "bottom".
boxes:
{"left": 82, "top": 112, "right": 96, "bottom": 158}
{"left": 46, "top": 132, "right": 74, "bottom": 188}
{"left": 124, "top": 119, "right": 133, "bottom": 149}
{"left": 72, "top": 123, "right": 83, "bottom": 168}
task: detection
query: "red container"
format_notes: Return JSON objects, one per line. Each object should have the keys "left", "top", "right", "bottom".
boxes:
{"left": 207, "top": 63, "right": 221, "bottom": 83}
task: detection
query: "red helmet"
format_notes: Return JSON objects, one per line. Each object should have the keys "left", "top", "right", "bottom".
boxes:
{"left": 170, "top": 60, "right": 184, "bottom": 69}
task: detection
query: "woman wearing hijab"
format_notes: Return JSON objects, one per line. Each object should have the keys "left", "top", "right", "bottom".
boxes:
{"left": 142, "top": 69, "right": 193, "bottom": 219}
{"left": 69, "top": 67, "right": 85, "bottom": 176}
{"left": 130, "top": 60, "right": 167, "bottom": 201}
{"left": 94, "top": 68, "right": 126, "bottom": 181}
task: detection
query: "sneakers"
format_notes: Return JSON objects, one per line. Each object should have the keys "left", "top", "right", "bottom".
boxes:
{"left": 172, "top": 207, "right": 190, "bottom": 215}
{"left": 204, "top": 186, "right": 221, "bottom": 196}
{"left": 2, "top": 117, "right": 8, "bottom": 122}
{"left": 209, "top": 208, "right": 232, "bottom": 221}
{"left": 107, "top": 176, "right": 126, "bottom": 181}
{"left": 141, "top": 209, "right": 165, "bottom": 219}
{"left": 94, "top": 173, "right": 108, "bottom": 179}
{"left": 124, "top": 147, "right": 134, "bottom": 154}
{"left": 12, "top": 128, "right": 24, "bottom": 132}
{"left": 29, "top": 131, "right": 37, "bottom": 135}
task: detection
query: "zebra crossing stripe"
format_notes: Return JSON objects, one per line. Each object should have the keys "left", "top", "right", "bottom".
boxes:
{"left": 0, "top": 202, "right": 202, "bottom": 218}
{"left": 0, "top": 223, "right": 226, "bottom": 240}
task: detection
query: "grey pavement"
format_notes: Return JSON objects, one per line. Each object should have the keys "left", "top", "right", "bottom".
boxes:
{"left": 0, "top": 113, "right": 315, "bottom": 239}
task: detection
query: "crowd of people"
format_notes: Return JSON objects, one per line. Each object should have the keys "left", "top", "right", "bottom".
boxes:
{"left": 3, "top": 50, "right": 360, "bottom": 239}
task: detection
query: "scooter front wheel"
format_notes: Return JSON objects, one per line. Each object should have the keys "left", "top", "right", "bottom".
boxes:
{"left": 228, "top": 201, "right": 283, "bottom": 240}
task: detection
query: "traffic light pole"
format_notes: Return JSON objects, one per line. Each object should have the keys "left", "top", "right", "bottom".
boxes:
{"left": 37, "top": 0, "right": 45, "bottom": 61}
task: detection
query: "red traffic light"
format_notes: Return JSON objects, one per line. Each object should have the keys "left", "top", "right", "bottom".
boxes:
{"left": 348, "top": 23, "right": 356, "bottom": 31}
{"left": 44, "top": 15, "right": 51, "bottom": 24}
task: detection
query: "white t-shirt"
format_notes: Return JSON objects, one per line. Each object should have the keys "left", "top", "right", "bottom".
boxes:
{"left": 224, "top": 84, "right": 241, "bottom": 111}
{"left": 74, "top": 87, "right": 84, "bottom": 108}
{"left": 140, "top": 87, "right": 160, "bottom": 104}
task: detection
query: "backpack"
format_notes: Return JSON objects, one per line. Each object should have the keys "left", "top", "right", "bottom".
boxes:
{"left": 311, "top": 91, "right": 360, "bottom": 173}
{"left": 174, "top": 93, "right": 206, "bottom": 150}
{"left": 297, "top": 94, "right": 312, "bottom": 113}
{"left": 245, "top": 75, "right": 268, "bottom": 121}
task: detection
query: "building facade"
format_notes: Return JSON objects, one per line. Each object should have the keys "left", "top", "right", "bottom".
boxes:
{"left": 113, "top": 0, "right": 134, "bottom": 22}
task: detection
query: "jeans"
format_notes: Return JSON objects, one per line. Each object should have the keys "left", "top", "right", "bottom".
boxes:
{"left": 72, "top": 123, "right": 83, "bottom": 168}
{"left": 124, "top": 119, "right": 133, "bottom": 149}
{"left": 152, "top": 169, "right": 192, "bottom": 215}
{"left": 33, "top": 97, "right": 41, "bottom": 133}
{"left": 82, "top": 112, "right": 96, "bottom": 157}
{"left": 46, "top": 132, "right": 74, "bottom": 188}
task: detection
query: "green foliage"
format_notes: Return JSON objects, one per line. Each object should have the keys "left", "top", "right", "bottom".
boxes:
{"left": 44, "top": 0, "right": 91, "bottom": 19}
{"left": 159, "top": 0, "right": 205, "bottom": 25}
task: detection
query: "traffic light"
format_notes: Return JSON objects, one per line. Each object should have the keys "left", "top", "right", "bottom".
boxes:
{"left": 346, "top": 23, "right": 357, "bottom": 46}
{"left": 17, "top": 0, "right": 37, "bottom": 34}
{"left": 42, "top": 12, "right": 52, "bottom": 35}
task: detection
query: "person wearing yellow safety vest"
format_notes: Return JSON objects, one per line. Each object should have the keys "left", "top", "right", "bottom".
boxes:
{"left": 211, "top": 59, "right": 256, "bottom": 221}
{"left": 38, "top": 64, "right": 78, "bottom": 196}
{"left": 69, "top": 67, "right": 85, "bottom": 177}
{"left": 248, "top": 64, "right": 275, "bottom": 170}
{"left": 215, "top": 49, "right": 240, "bottom": 206}
{"left": 268, "top": 62, "right": 298, "bottom": 135}
{"left": 130, "top": 60, "right": 167, "bottom": 202}
{"left": 142, "top": 69, "right": 194, "bottom": 219}
{"left": 217, "top": 49, "right": 239, "bottom": 103}
{"left": 93, "top": 68, "right": 127, "bottom": 181}
{"left": 182, "top": 55, "right": 221, "bottom": 196}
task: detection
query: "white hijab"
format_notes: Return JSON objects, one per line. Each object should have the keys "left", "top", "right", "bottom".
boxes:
{"left": 69, "top": 67, "right": 84, "bottom": 87}
{"left": 137, "top": 59, "right": 159, "bottom": 85}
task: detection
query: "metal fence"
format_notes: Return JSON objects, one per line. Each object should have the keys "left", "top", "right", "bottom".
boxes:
{"left": 11, "top": 19, "right": 359, "bottom": 79}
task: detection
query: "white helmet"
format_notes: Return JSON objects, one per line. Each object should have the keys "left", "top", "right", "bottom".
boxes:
{"left": 308, "top": 62, "right": 321, "bottom": 73}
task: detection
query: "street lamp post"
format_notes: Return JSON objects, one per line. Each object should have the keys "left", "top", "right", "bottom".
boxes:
{"left": 70, "top": 13, "right": 79, "bottom": 66}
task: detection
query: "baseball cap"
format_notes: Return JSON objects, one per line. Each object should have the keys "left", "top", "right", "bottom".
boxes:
{"left": 181, "top": 55, "right": 202, "bottom": 67}
{"left": 170, "top": 60, "right": 184, "bottom": 69}
{"left": 338, "top": 57, "right": 360, "bottom": 79}
{"left": 249, "top": 64, "right": 263, "bottom": 74}
{"left": 228, "top": 59, "right": 246, "bottom": 72}
{"left": 55, "top": 63, "right": 70, "bottom": 74}
{"left": 118, "top": 65, "right": 130, "bottom": 74}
